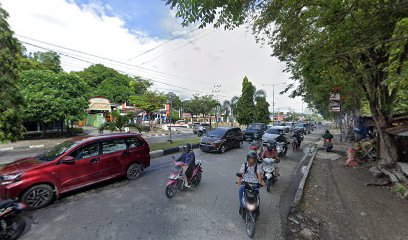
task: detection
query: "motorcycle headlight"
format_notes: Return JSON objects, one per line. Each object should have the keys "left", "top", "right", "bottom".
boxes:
{"left": 246, "top": 203, "right": 257, "bottom": 211}
{"left": 0, "top": 173, "right": 23, "bottom": 185}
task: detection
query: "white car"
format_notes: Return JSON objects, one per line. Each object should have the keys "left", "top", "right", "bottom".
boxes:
{"left": 262, "top": 127, "right": 285, "bottom": 143}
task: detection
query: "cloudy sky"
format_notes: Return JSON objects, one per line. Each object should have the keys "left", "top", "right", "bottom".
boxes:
{"left": 1, "top": 0, "right": 306, "bottom": 113}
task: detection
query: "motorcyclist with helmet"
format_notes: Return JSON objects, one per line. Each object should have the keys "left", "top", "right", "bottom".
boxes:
{"left": 176, "top": 143, "right": 196, "bottom": 187}
{"left": 261, "top": 142, "right": 280, "bottom": 176}
{"left": 236, "top": 151, "right": 264, "bottom": 214}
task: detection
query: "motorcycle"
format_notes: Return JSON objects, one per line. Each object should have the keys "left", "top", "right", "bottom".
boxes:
{"left": 236, "top": 173, "right": 261, "bottom": 239}
{"left": 197, "top": 128, "right": 207, "bottom": 137}
{"left": 262, "top": 158, "right": 277, "bottom": 192}
{"left": 276, "top": 142, "right": 286, "bottom": 158}
{"left": 0, "top": 200, "right": 26, "bottom": 240}
{"left": 165, "top": 157, "right": 203, "bottom": 199}
{"left": 292, "top": 136, "right": 300, "bottom": 151}
{"left": 323, "top": 138, "right": 333, "bottom": 152}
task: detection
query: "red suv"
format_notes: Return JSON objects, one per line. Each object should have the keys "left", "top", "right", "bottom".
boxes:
{"left": 0, "top": 133, "right": 150, "bottom": 209}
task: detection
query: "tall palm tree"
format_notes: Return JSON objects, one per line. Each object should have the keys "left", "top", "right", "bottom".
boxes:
{"left": 221, "top": 100, "right": 231, "bottom": 122}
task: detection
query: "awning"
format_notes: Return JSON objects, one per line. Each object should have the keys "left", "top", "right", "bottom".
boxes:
{"left": 88, "top": 103, "right": 110, "bottom": 111}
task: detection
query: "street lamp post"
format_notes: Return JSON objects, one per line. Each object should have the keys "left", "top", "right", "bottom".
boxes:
{"left": 262, "top": 82, "right": 286, "bottom": 124}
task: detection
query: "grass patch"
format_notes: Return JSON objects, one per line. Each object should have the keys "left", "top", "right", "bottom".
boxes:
{"left": 149, "top": 137, "right": 201, "bottom": 151}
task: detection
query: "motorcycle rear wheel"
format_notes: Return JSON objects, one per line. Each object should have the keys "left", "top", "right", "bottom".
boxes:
{"left": 1, "top": 215, "right": 26, "bottom": 240}
{"left": 165, "top": 184, "right": 177, "bottom": 199}
{"left": 245, "top": 212, "right": 256, "bottom": 238}
{"left": 192, "top": 171, "right": 202, "bottom": 186}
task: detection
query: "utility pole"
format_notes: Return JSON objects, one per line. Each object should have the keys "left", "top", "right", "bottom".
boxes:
{"left": 212, "top": 85, "right": 221, "bottom": 128}
{"left": 262, "top": 82, "right": 286, "bottom": 125}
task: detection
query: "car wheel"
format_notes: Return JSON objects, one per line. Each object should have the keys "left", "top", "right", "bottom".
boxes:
{"left": 126, "top": 163, "right": 143, "bottom": 180}
{"left": 220, "top": 145, "right": 226, "bottom": 153}
{"left": 21, "top": 184, "right": 54, "bottom": 209}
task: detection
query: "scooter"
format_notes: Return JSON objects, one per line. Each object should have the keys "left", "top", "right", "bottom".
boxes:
{"left": 323, "top": 138, "right": 333, "bottom": 152}
{"left": 292, "top": 136, "right": 300, "bottom": 151}
{"left": 262, "top": 158, "right": 277, "bottom": 192}
{"left": 197, "top": 128, "right": 207, "bottom": 137}
{"left": 165, "top": 157, "right": 203, "bottom": 199}
{"left": 236, "top": 173, "right": 261, "bottom": 239}
{"left": 0, "top": 200, "right": 26, "bottom": 240}
{"left": 276, "top": 142, "right": 286, "bottom": 158}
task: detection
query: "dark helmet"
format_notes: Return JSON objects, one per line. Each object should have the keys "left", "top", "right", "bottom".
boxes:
{"left": 183, "top": 143, "right": 192, "bottom": 153}
{"left": 325, "top": 129, "right": 330, "bottom": 134}
{"left": 247, "top": 150, "right": 258, "bottom": 161}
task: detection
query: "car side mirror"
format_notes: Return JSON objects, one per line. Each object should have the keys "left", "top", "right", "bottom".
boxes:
{"left": 60, "top": 156, "right": 75, "bottom": 165}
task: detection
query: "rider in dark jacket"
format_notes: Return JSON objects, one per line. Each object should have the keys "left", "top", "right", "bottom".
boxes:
{"left": 322, "top": 130, "right": 334, "bottom": 139}
{"left": 176, "top": 143, "right": 196, "bottom": 186}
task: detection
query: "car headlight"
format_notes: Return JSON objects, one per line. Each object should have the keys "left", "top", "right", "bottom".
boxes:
{"left": 0, "top": 173, "right": 23, "bottom": 185}
{"left": 246, "top": 203, "right": 257, "bottom": 211}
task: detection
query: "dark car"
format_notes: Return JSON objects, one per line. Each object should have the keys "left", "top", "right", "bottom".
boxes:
{"left": 200, "top": 127, "right": 243, "bottom": 153}
{"left": 0, "top": 133, "right": 150, "bottom": 209}
{"left": 243, "top": 123, "right": 267, "bottom": 141}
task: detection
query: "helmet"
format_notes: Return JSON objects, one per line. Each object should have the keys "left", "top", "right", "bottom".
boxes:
{"left": 247, "top": 150, "right": 258, "bottom": 161}
{"left": 183, "top": 143, "right": 192, "bottom": 153}
{"left": 325, "top": 129, "right": 330, "bottom": 134}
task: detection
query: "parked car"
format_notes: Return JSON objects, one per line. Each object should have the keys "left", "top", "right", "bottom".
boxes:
{"left": 243, "top": 123, "right": 267, "bottom": 141}
{"left": 0, "top": 133, "right": 150, "bottom": 209}
{"left": 200, "top": 127, "right": 243, "bottom": 153}
{"left": 193, "top": 123, "right": 211, "bottom": 134}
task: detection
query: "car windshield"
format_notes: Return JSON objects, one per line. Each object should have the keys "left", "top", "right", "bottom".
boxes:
{"left": 248, "top": 124, "right": 262, "bottom": 130}
{"left": 37, "top": 140, "right": 76, "bottom": 162}
{"left": 266, "top": 128, "right": 281, "bottom": 134}
{"left": 206, "top": 128, "right": 226, "bottom": 138}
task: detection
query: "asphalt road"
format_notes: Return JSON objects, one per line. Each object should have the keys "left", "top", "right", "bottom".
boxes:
{"left": 0, "top": 133, "right": 197, "bottom": 164}
{"left": 17, "top": 132, "right": 320, "bottom": 240}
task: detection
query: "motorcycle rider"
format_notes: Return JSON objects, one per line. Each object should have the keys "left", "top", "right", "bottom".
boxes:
{"left": 293, "top": 130, "right": 302, "bottom": 147}
{"left": 275, "top": 131, "right": 288, "bottom": 155}
{"left": 236, "top": 151, "right": 264, "bottom": 214}
{"left": 176, "top": 143, "right": 196, "bottom": 187}
{"left": 261, "top": 142, "right": 280, "bottom": 176}
{"left": 322, "top": 129, "right": 334, "bottom": 140}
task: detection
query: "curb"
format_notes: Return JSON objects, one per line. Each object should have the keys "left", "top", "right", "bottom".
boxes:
{"left": 149, "top": 143, "right": 200, "bottom": 159}
{"left": 0, "top": 144, "right": 45, "bottom": 152}
{"left": 291, "top": 145, "right": 318, "bottom": 209}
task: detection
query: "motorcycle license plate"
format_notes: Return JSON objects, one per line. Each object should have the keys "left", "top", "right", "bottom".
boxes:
{"left": 265, "top": 173, "right": 273, "bottom": 179}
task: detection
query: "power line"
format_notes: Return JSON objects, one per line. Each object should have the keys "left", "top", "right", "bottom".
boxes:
{"left": 135, "top": 29, "right": 217, "bottom": 67}
{"left": 17, "top": 35, "right": 192, "bottom": 81}
{"left": 127, "top": 28, "right": 199, "bottom": 61}
{"left": 21, "top": 40, "right": 232, "bottom": 98}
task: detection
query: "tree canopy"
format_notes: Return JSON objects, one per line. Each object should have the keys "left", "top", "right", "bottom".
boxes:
{"left": 76, "top": 64, "right": 151, "bottom": 103}
{"left": 164, "top": 0, "right": 408, "bottom": 164}
{"left": 0, "top": 5, "right": 24, "bottom": 142}
{"left": 236, "top": 76, "right": 256, "bottom": 126}
{"left": 20, "top": 70, "right": 89, "bottom": 130}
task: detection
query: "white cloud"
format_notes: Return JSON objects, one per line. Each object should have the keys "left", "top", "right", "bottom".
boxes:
{"left": 0, "top": 0, "right": 305, "bottom": 113}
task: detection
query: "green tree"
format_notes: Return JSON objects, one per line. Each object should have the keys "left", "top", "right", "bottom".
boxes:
{"left": 76, "top": 64, "right": 151, "bottom": 103}
{"left": 236, "top": 76, "right": 256, "bottom": 126}
{"left": 164, "top": 0, "right": 408, "bottom": 165}
{"left": 221, "top": 100, "right": 231, "bottom": 122}
{"left": 0, "top": 5, "right": 24, "bottom": 142}
{"left": 32, "top": 51, "right": 62, "bottom": 73}
{"left": 130, "top": 91, "right": 167, "bottom": 130}
{"left": 98, "top": 112, "right": 138, "bottom": 133}
{"left": 255, "top": 95, "right": 270, "bottom": 124}
{"left": 20, "top": 70, "right": 89, "bottom": 136}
